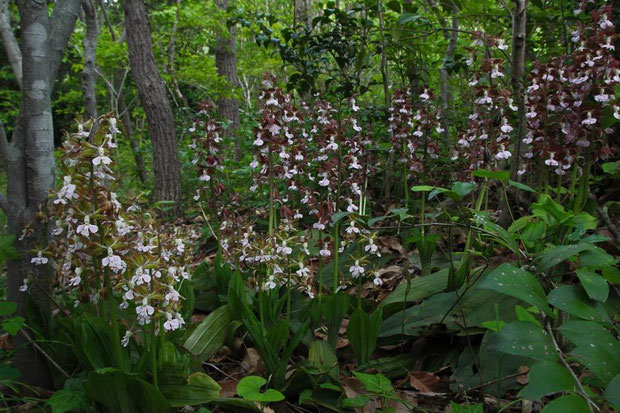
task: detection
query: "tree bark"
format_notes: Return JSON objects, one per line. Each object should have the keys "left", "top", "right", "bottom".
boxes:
{"left": 2, "top": 0, "right": 81, "bottom": 387}
{"left": 97, "top": 1, "right": 148, "bottom": 184}
{"left": 439, "top": 6, "right": 458, "bottom": 148}
{"left": 294, "top": 0, "right": 313, "bottom": 30}
{"left": 81, "top": 0, "right": 98, "bottom": 120}
{"left": 0, "top": 0, "right": 22, "bottom": 89}
{"left": 509, "top": 0, "right": 527, "bottom": 180}
{"left": 124, "top": 0, "right": 182, "bottom": 216}
{"left": 214, "top": 0, "right": 241, "bottom": 158}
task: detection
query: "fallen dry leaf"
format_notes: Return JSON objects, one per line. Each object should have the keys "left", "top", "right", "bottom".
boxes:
{"left": 409, "top": 371, "right": 448, "bottom": 394}
{"left": 516, "top": 365, "right": 530, "bottom": 385}
{"left": 218, "top": 380, "right": 238, "bottom": 398}
{"left": 241, "top": 347, "right": 264, "bottom": 374}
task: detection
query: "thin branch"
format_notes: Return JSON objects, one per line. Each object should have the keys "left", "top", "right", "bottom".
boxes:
{"left": 546, "top": 323, "right": 600, "bottom": 412}
{"left": 0, "top": 0, "right": 22, "bottom": 89}
{"left": 19, "top": 328, "right": 71, "bottom": 379}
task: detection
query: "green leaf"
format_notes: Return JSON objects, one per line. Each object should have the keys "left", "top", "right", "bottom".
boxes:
{"left": 450, "top": 401, "right": 483, "bottom": 413}
{"left": 379, "top": 268, "right": 449, "bottom": 313}
{"left": 86, "top": 369, "right": 171, "bottom": 413}
{"left": 342, "top": 395, "right": 373, "bottom": 408}
{"left": 601, "top": 161, "right": 619, "bottom": 174}
{"left": 160, "top": 372, "right": 221, "bottom": 407}
{"left": 308, "top": 340, "right": 338, "bottom": 373}
{"left": 547, "top": 285, "right": 610, "bottom": 323}
{"left": 558, "top": 321, "right": 620, "bottom": 385}
{"left": 324, "top": 292, "right": 349, "bottom": 347}
{"left": 472, "top": 169, "right": 509, "bottom": 181}
{"left": 47, "top": 389, "right": 89, "bottom": 413}
{"left": 480, "top": 220, "right": 521, "bottom": 256}
{"left": 0, "top": 301, "right": 17, "bottom": 316}
{"left": 508, "top": 180, "right": 537, "bottom": 193}
{"left": 332, "top": 211, "right": 350, "bottom": 224}
{"left": 578, "top": 246, "right": 615, "bottom": 268}
{"left": 576, "top": 268, "right": 609, "bottom": 302}
{"left": 538, "top": 243, "right": 593, "bottom": 272}
{"left": 518, "top": 361, "right": 575, "bottom": 400}
{"left": 451, "top": 182, "right": 476, "bottom": 198}
{"left": 478, "top": 263, "right": 551, "bottom": 315}
{"left": 236, "top": 376, "right": 285, "bottom": 403}
{"left": 1, "top": 316, "right": 24, "bottom": 336}
{"left": 481, "top": 320, "right": 505, "bottom": 332}
{"left": 352, "top": 372, "right": 393, "bottom": 395}
{"left": 540, "top": 395, "right": 589, "bottom": 413}
{"left": 411, "top": 185, "right": 434, "bottom": 192}
{"left": 488, "top": 321, "right": 557, "bottom": 361}
{"left": 389, "top": 207, "right": 411, "bottom": 221}
{"left": 347, "top": 308, "right": 382, "bottom": 365}
{"left": 428, "top": 187, "right": 460, "bottom": 201}
{"left": 398, "top": 13, "right": 419, "bottom": 24}
{"left": 603, "top": 374, "right": 620, "bottom": 409}
{"left": 514, "top": 305, "right": 542, "bottom": 327}
{"left": 0, "top": 365, "right": 20, "bottom": 382}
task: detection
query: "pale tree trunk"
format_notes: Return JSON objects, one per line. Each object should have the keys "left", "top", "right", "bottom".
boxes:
{"left": 294, "top": 0, "right": 313, "bottom": 29}
{"left": 439, "top": 6, "right": 458, "bottom": 148}
{"left": 0, "top": 0, "right": 22, "bottom": 89}
{"left": 214, "top": 0, "right": 241, "bottom": 158}
{"left": 82, "top": 0, "right": 98, "bottom": 120}
{"left": 509, "top": 0, "right": 527, "bottom": 181}
{"left": 124, "top": 0, "right": 182, "bottom": 216}
{"left": 0, "top": 0, "right": 81, "bottom": 386}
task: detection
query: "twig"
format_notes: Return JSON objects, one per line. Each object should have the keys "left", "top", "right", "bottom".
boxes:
{"left": 546, "top": 323, "right": 600, "bottom": 412}
{"left": 19, "top": 328, "right": 71, "bottom": 379}
{"left": 464, "top": 370, "right": 526, "bottom": 393}
{"left": 590, "top": 194, "right": 620, "bottom": 245}
{"left": 203, "top": 362, "right": 237, "bottom": 381}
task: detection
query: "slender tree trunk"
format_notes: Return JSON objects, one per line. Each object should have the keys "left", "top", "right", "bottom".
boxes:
{"left": 124, "top": 0, "right": 182, "bottom": 216}
{"left": 98, "top": 1, "right": 148, "bottom": 184}
{"left": 509, "top": 0, "right": 527, "bottom": 181}
{"left": 0, "top": 0, "right": 22, "bottom": 89}
{"left": 214, "top": 0, "right": 241, "bottom": 158}
{"left": 167, "top": 1, "right": 188, "bottom": 108}
{"left": 439, "top": 6, "right": 458, "bottom": 148}
{"left": 499, "top": 0, "right": 527, "bottom": 227}
{"left": 1, "top": 0, "right": 81, "bottom": 386}
{"left": 294, "top": 0, "right": 313, "bottom": 29}
{"left": 82, "top": 0, "right": 98, "bottom": 120}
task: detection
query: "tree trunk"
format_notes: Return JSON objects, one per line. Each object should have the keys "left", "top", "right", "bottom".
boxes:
{"left": 509, "top": 0, "right": 527, "bottom": 180}
{"left": 1, "top": 0, "right": 81, "bottom": 387}
{"left": 294, "top": 0, "right": 313, "bottom": 29}
{"left": 124, "top": 0, "right": 182, "bottom": 216}
{"left": 167, "top": 1, "right": 188, "bottom": 108}
{"left": 0, "top": 0, "right": 22, "bottom": 89}
{"left": 98, "top": 1, "right": 148, "bottom": 184}
{"left": 214, "top": 0, "right": 241, "bottom": 158}
{"left": 82, "top": 0, "right": 98, "bottom": 120}
{"left": 439, "top": 6, "right": 458, "bottom": 148}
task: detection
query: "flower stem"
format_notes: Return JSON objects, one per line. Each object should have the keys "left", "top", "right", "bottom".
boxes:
{"left": 333, "top": 224, "right": 340, "bottom": 293}
{"left": 572, "top": 150, "right": 592, "bottom": 213}
{"left": 151, "top": 320, "right": 158, "bottom": 387}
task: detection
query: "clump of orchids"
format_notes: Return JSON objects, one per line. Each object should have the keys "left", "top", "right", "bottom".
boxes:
{"left": 455, "top": 32, "right": 517, "bottom": 174}
{"left": 39, "top": 117, "right": 191, "bottom": 351}
{"left": 519, "top": 1, "right": 617, "bottom": 206}
{"left": 189, "top": 74, "right": 383, "bottom": 299}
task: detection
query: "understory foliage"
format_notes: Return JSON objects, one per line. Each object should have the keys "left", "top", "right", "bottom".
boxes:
{"left": 0, "top": 1, "right": 619, "bottom": 413}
